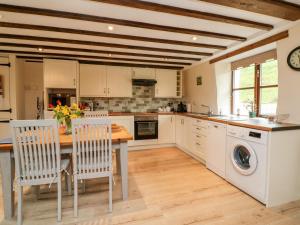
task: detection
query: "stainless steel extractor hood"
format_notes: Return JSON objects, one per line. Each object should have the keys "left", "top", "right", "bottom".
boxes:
{"left": 132, "top": 79, "right": 157, "bottom": 86}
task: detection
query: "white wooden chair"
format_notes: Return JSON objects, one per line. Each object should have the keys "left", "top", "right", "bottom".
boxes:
{"left": 10, "top": 119, "right": 71, "bottom": 225}
{"left": 71, "top": 118, "right": 113, "bottom": 216}
{"left": 84, "top": 111, "right": 108, "bottom": 118}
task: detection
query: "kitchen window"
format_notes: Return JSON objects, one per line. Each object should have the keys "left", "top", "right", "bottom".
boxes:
{"left": 231, "top": 59, "right": 278, "bottom": 116}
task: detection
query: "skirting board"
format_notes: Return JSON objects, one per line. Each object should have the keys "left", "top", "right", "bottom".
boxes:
{"left": 176, "top": 144, "right": 206, "bottom": 165}
{"left": 129, "top": 143, "right": 176, "bottom": 151}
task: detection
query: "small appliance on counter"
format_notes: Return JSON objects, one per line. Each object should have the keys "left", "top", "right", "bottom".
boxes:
{"left": 176, "top": 102, "right": 187, "bottom": 112}
{"left": 47, "top": 88, "right": 76, "bottom": 108}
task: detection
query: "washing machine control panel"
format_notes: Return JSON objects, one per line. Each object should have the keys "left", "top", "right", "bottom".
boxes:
{"left": 227, "top": 125, "right": 268, "bottom": 145}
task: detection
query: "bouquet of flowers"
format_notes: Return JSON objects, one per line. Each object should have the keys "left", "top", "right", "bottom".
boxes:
{"left": 52, "top": 101, "right": 82, "bottom": 134}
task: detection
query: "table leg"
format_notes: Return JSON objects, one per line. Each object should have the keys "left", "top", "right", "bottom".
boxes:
{"left": 115, "top": 149, "right": 121, "bottom": 175}
{"left": 120, "top": 142, "right": 128, "bottom": 200}
{"left": 0, "top": 152, "right": 15, "bottom": 219}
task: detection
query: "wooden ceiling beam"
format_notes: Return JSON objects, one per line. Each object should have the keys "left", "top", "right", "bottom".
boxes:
{"left": 0, "top": 22, "right": 226, "bottom": 50}
{"left": 0, "top": 4, "right": 246, "bottom": 41}
{"left": 0, "top": 33, "right": 201, "bottom": 61}
{"left": 0, "top": 32, "right": 211, "bottom": 56}
{"left": 0, "top": 46, "right": 191, "bottom": 65}
{"left": 92, "top": 0, "right": 273, "bottom": 30}
{"left": 209, "top": 31, "right": 289, "bottom": 64}
{"left": 199, "top": 0, "right": 300, "bottom": 21}
{"left": 14, "top": 55, "right": 184, "bottom": 70}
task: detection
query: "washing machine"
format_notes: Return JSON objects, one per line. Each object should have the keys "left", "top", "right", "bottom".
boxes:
{"left": 226, "top": 125, "right": 268, "bottom": 204}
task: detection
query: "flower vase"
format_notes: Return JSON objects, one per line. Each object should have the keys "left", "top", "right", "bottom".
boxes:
{"left": 65, "top": 119, "right": 72, "bottom": 135}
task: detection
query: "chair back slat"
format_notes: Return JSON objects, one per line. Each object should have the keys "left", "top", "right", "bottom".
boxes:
{"left": 72, "top": 118, "right": 112, "bottom": 177}
{"left": 84, "top": 111, "right": 108, "bottom": 118}
{"left": 10, "top": 119, "right": 61, "bottom": 184}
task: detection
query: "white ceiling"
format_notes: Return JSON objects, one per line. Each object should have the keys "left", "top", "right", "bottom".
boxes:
{"left": 0, "top": 0, "right": 298, "bottom": 68}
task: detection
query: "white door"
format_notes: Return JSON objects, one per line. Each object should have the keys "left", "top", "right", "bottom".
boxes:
{"left": 155, "top": 69, "right": 177, "bottom": 98}
{"left": 175, "top": 116, "right": 184, "bottom": 147}
{"left": 107, "top": 66, "right": 132, "bottom": 97}
{"left": 44, "top": 59, "right": 77, "bottom": 89}
{"left": 158, "top": 115, "right": 175, "bottom": 144}
{"left": 79, "top": 64, "right": 107, "bottom": 97}
{"left": 206, "top": 122, "right": 227, "bottom": 178}
{"left": 132, "top": 67, "right": 156, "bottom": 79}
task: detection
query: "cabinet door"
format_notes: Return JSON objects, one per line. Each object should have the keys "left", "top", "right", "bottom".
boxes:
{"left": 158, "top": 115, "right": 175, "bottom": 144}
{"left": 109, "top": 116, "right": 134, "bottom": 146}
{"left": 107, "top": 66, "right": 132, "bottom": 98}
{"left": 155, "top": 69, "right": 177, "bottom": 98}
{"left": 132, "top": 67, "right": 155, "bottom": 79}
{"left": 175, "top": 116, "right": 184, "bottom": 147}
{"left": 79, "top": 64, "right": 107, "bottom": 97}
{"left": 44, "top": 59, "right": 77, "bottom": 89}
{"left": 183, "top": 117, "right": 193, "bottom": 151}
{"left": 206, "top": 122, "right": 227, "bottom": 177}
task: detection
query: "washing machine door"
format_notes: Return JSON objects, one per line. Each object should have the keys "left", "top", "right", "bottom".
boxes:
{"left": 231, "top": 142, "right": 257, "bottom": 176}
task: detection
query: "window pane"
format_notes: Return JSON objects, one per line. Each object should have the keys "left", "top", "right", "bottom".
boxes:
{"left": 233, "top": 65, "right": 255, "bottom": 88}
{"left": 261, "top": 60, "right": 278, "bottom": 86}
{"left": 260, "top": 87, "right": 278, "bottom": 115}
{"left": 233, "top": 89, "right": 254, "bottom": 115}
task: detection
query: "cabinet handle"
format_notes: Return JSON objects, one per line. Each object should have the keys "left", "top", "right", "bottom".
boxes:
{"left": 104, "top": 88, "right": 106, "bottom": 94}
{"left": 214, "top": 125, "right": 219, "bottom": 128}
{"left": 196, "top": 135, "right": 200, "bottom": 138}
{"left": 108, "top": 88, "right": 110, "bottom": 94}
{"left": 73, "top": 78, "right": 76, "bottom": 86}
{"left": 196, "top": 142, "right": 201, "bottom": 146}
{"left": 196, "top": 127, "right": 201, "bottom": 130}
{"left": 171, "top": 117, "right": 173, "bottom": 123}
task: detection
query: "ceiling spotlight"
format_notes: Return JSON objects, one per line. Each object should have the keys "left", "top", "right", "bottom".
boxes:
{"left": 37, "top": 47, "right": 43, "bottom": 52}
{"left": 164, "top": 58, "right": 168, "bottom": 61}
{"left": 192, "top": 36, "right": 198, "bottom": 41}
{"left": 0, "top": 14, "right": 3, "bottom": 19}
{"left": 108, "top": 25, "right": 114, "bottom": 31}
{"left": 108, "top": 53, "right": 112, "bottom": 57}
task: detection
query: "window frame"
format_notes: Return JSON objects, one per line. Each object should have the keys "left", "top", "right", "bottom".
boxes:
{"left": 231, "top": 61, "right": 279, "bottom": 117}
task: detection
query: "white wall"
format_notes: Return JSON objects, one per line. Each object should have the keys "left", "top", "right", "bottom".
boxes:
{"left": 277, "top": 22, "right": 300, "bottom": 123}
{"left": 183, "top": 61, "right": 231, "bottom": 115}
{"left": 183, "top": 62, "right": 218, "bottom": 114}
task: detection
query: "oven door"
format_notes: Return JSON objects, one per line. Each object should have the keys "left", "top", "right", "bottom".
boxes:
{"left": 134, "top": 120, "right": 158, "bottom": 140}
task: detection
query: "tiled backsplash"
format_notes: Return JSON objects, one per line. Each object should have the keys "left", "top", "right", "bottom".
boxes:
{"left": 80, "top": 86, "right": 183, "bottom": 112}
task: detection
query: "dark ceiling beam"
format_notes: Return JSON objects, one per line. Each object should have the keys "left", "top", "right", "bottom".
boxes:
{"left": 0, "top": 22, "right": 226, "bottom": 50}
{"left": 0, "top": 32, "right": 211, "bottom": 57}
{"left": 92, "top": 0, "right": 273, "bottom": 30}
{"left": 209, "top": 30, "right": 289, "bottom": 64}
{"left": 14, "top": 55, "right": 184, "bottom": 70}
{"left": 0, "top": 33, "right": 201, "bottom": 61}
{"left": 0, "top": 4, "right": 246, "bottom": 41}
{"left": 0, "top": 46, "right": 191, "bottom": 65}
{"left": 199, "top": 0, "right": 300, "bottom": 21}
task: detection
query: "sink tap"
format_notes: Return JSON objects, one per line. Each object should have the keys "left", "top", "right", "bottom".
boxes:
{"left": 201, "top": 104, "right": 213, "bottom": 116}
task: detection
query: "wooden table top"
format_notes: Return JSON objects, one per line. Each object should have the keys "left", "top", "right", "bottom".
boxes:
{"left": 0, "top": 126, "right": 133, "bottom": 152}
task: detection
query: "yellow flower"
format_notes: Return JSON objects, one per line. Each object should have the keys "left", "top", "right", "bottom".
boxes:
{"left": 72, "top": 103, "right": 78, "bottom": 109}
{"left": 70, "top": 114, "right": 78, "bottom": 119}
{"left": 62, "top": 108, "right": 69, "bottom": 116}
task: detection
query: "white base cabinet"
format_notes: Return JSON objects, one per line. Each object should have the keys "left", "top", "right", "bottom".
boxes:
{"left": 190, "top": 119, "right": 208, "bottom": 161}
{"left": 206, "top": 121, "right": 227, "bottom": 178}
{"left": 158, "top": 115, "right": 175, "bottom": 144}
{"left": 109, "top": 116, "right": 134, "bottom": 146}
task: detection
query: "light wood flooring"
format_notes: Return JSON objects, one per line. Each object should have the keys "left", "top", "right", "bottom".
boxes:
{"left": 0, "top": 147, "right": 299, "bottom": 225}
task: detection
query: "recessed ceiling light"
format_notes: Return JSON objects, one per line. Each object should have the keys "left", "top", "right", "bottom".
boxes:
{"left": 0, "top": 14, "right": 3, "bottom": 19}
{"left": 37, "top": 47, "right": 43, "bottom": 52}
{"left": 108, "top": 53, "right": 112, "bottom": 57}
{"left": 108, "top": 25, "right": 114, "bottom": 31}
{"left": 192, "top": 36, "right": 198, "bottom": 41}
{"left": 164, "top": 58, "right": 168, "bottom": 61}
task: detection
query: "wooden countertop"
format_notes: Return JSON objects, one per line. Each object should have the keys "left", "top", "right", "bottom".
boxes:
{"left": 0, "top": 126, "right": 133, "bottom": 152}
{"left": 109, "top": 112, "right": 300, "bottom": 132}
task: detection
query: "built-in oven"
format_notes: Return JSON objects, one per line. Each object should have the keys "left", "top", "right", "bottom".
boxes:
{"left": 134, "top": 115, "right": 158, "bottom": 140}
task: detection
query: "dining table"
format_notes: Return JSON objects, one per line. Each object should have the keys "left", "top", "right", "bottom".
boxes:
{"left": 0, "top": 126, "right": 133, "bottom": 220}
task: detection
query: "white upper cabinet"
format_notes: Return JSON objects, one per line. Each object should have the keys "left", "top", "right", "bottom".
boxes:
{"left": 107, "top": 66, "right": 132, "bottom": 98}
{"left": 158, "top": 115, "right": 175, "bottom": 144}
{"left": 132, "top": 67, "right": 155, "bottom": 79}
{"left": 44, "top": 59, "right": 78, "bottom": 89}
{"left": 79, "top": 64, "right": 107, "bottom": 97}
{"left": 155, "top": 69, "right": 177, "bottom": 98}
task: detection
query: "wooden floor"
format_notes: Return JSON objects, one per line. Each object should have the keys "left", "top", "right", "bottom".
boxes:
{"left": 0, "top": 147, "right": 299, "bottom": 225}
